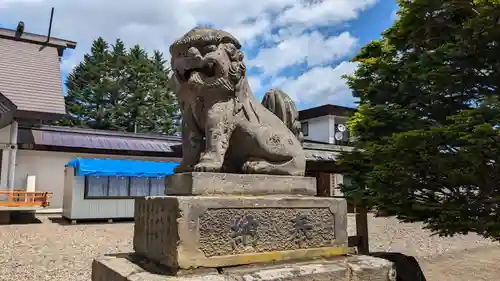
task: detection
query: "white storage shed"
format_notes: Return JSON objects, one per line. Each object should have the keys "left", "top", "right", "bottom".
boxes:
{"left": 62, "top": 158, "right": 179, "bottom": 221}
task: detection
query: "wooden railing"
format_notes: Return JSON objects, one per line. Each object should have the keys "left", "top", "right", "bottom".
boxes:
{"left": 0, "top": 191, "right": 52, "bottom": 207}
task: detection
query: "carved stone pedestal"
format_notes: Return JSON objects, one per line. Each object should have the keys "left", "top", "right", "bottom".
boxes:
{"left": 92, "top": 253, "right": 396, "bottom": 281}
{"left": 91, "top": 173, "right": 396, "bottom": 281}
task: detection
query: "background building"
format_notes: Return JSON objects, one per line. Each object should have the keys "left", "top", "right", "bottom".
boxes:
{"left": 0, "top": 26, "right": 77, "bottom": 206}
{"left": 299, "top": 104, "right": 355, "bottom": 146}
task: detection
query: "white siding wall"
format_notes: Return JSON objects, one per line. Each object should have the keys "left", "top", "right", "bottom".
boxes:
{"left": 328, "top": 116, "right": 336, "bottom": 144}
{"left": 0, "top": 124, "right": 12, "bottom": 189}
{"left": 302, "top": 116, "right": 331, "bottom": 143}
{"left": 15, "top": 150, "right": 181, "bottom": 209}
{"left": 62, "top": 167, "right": 73, "bottom": 216}
{"left": 302, "top": 115, "right": 349, "bottom": 144}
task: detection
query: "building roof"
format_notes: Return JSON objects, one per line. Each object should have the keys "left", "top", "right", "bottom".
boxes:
{"left": 0, "top": 27, "right": 77, "bottom": 56}
{"left": 18, "top": 125, "right": 182, "bottom": 154}
{"left": 0, "top": 28, "right": 77, "bottom": 119}
{"left": 17, "top": 125, "right": 346, "bottom": 163}
{"left": 298, "top": 104, "right": 356, "bottom": 121}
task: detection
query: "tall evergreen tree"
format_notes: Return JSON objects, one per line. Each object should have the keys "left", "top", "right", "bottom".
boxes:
{"left": 59, "top": 38, "right": 179, "bottom": 134}
{"left": 60, "top": 37, "right": 115, "bottom": 129}
{"left": 338, "top": 0, "right": 500, "bottom": 239}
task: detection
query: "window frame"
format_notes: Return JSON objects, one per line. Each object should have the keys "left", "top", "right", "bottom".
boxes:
{"left": 83, "top": 176, "right": 166, "bottom": 200}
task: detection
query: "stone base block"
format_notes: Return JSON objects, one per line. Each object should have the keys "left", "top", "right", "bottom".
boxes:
{"left": 134, "top": 195, "right": 348, "bottom": 269}
{"left": 92, "top": 254, "right": 397, "bottom": 281}
{"left": 165, "top": 172, "right": 317, "bottom": 196}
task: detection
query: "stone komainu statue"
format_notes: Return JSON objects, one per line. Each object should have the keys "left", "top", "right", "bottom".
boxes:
{"left": 261, "top": 89, "right": 304, "bottom": 144}
{"left": 169, "top": 27, "right": 305, "bottom": 176}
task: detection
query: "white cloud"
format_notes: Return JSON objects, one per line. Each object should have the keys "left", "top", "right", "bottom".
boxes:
{"left": 224, "top": 16, "right": 272, "bottom": 46}
{"left": 247, "top": 77, "right": 262, "bottom": 92}
{"left": 0, "top": 0, "right": 377, "bottom": 105}
{"left": 249, "top": 31, "right": 358, "bottom": 76}
{"left": 271, "top": 61, "right": 358, "bottom": 105}
{"left": 277, "top": 0, "right": 378, "bottom": 27}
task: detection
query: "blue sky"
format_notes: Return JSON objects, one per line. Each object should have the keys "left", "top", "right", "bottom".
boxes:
{"left": 1, "top": 0, "right": 399, "bottom": 110}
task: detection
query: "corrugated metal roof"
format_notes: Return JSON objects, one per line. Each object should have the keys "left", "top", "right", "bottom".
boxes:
{"left": 0, "top": 38, "right": 66, "bottom": 115}
{"left": 26, "top": 127, "right": 181, "bottom": 153}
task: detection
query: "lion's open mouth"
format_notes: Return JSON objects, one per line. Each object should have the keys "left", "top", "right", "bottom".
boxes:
{"left": 185, "top": 62, "right": 216, "bottom": 80}
{"left": 177, "top": 61, "right": 219, "bottom": 83}
{"left": 174, "top": 59, "right": 233, "bottom": 90}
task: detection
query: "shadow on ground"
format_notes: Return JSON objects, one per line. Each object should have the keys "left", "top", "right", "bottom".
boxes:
{"left": 8, "top": 211, "right": 43, "bottom": 224}
{"left": 370, "top": 252, "right": 427, "bottom": 281}
{"left": 49, "top": 216, "right": 134, "bottom": 226}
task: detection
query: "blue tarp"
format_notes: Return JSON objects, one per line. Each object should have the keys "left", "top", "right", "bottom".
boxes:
{"left": 66, "top": 158, "right": 180, "bottom": 177}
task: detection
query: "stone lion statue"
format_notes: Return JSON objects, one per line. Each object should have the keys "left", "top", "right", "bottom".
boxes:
{"left": 169, "top": 27, "right": 305, "bottom": 176}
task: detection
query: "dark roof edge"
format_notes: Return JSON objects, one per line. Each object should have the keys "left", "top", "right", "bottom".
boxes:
{"left": 0, "top": 28, "right": 77, "bottom": 52}
{"left": 0, "top": 92, "right": 18, "bottom": 111}
{"left": 21, "top": 125, "right": 182, "bottom": 142}
{"left": 299, "top": 104, "right": 356, "bottom": 121}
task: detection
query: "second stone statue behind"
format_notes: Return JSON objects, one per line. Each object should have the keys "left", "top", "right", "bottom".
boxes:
{"left": 169, "top": 27, "right": 305, "bottom": 176}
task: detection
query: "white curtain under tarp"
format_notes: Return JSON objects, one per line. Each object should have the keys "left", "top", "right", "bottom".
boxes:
{"left": 85, "top": 176, "right": 167, "bottom": 197}
{"left": 86, "top": 176, "right": 109, "bottom": 197}
{"left": 149, "top": 177, "right": 165, "bottom": 196}
{"left": 108, "top": 176, "right": 129, "bottom": 196}
{"left": 130, "top": 177, "right": 150, "bottom": 196}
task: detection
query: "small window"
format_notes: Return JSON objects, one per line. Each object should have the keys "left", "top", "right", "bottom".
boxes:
{"left": 85, "top": 176, "right": 109, "bottom": 197}
{"left": 84, "top": 176, "right": 166, "bottom": 199}
{"left": 129, "top": 178, "right": 150, "bottom": 197}
{"left": 301, "top": 122, "right": 309, "bottom": 136}
{"left": 108, "top": 176, "right": 129, "bottom": 197}
{"left": 150, "top": 177, "right": 165, "bottom": 196}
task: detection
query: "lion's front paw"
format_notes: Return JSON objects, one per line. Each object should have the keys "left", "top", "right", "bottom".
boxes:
{"left": 193, "top": 161, "right": 223, "bottom": 172}
{"left": 242, "top": 159, "right": 269, "bottom": 174}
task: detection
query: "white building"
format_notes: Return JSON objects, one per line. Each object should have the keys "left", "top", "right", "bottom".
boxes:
{"left": 14, "top": 125, "right": 182, "bottom": 211}
{"left": 0, "top": 26, "right": 181, "bottom": 211}
{"left": 299, "top": 104, "right": 355, "bottom": 146}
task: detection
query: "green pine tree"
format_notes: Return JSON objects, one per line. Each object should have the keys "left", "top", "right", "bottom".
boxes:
{"left": 59, "top": 37, "right": 115, "bottom": 129}
{"left": 58, "top": 38, "right": 179, "bottom": 134}
{"left": 338, "top": 0, "right": 500, "bottom": 239}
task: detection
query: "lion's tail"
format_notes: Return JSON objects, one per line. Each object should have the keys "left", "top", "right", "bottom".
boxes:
{"left": 261, "top": 88, "right": 304, "bottom": 143}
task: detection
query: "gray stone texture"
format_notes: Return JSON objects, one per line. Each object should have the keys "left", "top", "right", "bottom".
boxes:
{"left": 169, "top": 27, "right": 306, "bottom": 176}
{"left": 165, "top": 172, "right": 316, "bottom": 196}
{"left": 199, "top": 208, "right": 336, "bottom": 256}
{"left": 92, "top": 254, "right": 396, "bottom": 281}
{"left": 133, "top": 196, "right": 348, "bottom": 269}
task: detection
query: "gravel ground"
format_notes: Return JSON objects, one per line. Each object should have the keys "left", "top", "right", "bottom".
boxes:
{"left": 0, "top": 213, "right": 498, "bottom": 281}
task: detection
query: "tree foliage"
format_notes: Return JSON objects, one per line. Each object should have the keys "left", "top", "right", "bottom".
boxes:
{"left": 58, "top": 37, "right": 179, "bottom": 135}
{"left": 338, "top": 0, "right": 500, "bottom": 239}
